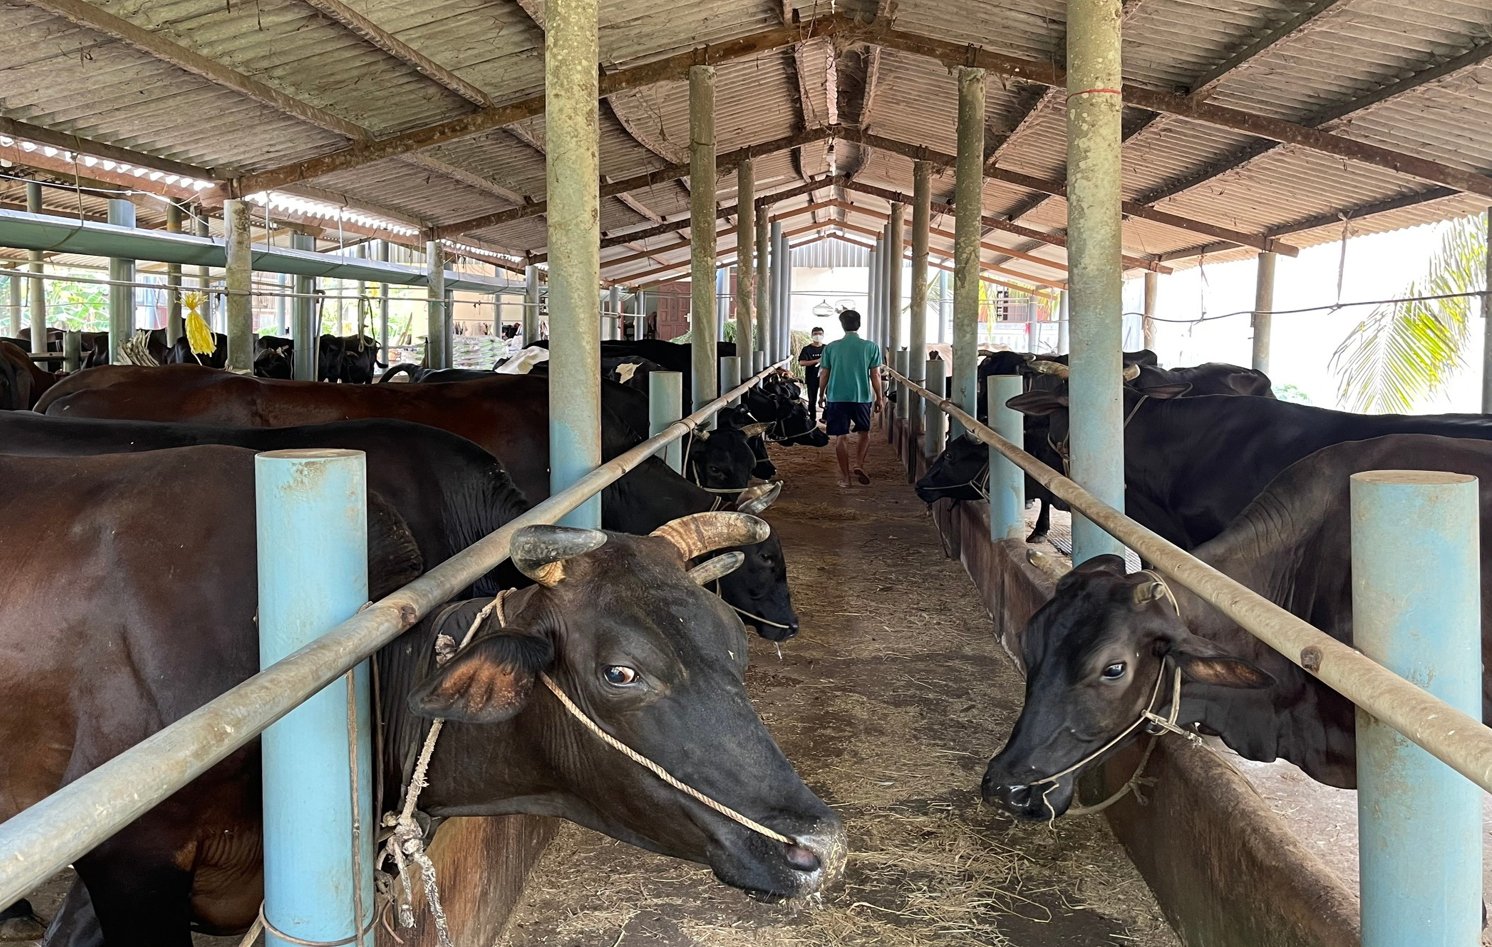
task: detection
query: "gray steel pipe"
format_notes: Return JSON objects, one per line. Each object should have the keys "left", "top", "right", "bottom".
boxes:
{"left": 0, "top": 357, "right": 790, "bottom": 910}
{"left": 689, "top": 65, "right": 719, "bottom": 413}
{"left": 891, "top": 364, "right": 1492, "bottom": 803}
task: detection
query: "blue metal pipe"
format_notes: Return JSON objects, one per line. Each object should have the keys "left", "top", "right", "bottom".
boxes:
{"left": 255, "top": 449, "right": 374, "bottom": 947}
{"left": 1351, "top": 470, "right": 1483, "bottom": 947}
{"left": 987, "top": 378, "right": 1025, "bottom": 541}
{"left": 107, "top": 200, "right": 135, "bottom": 358}
{"left": 719, "top": 355, "right": 741, "bottom": 405}
{"left": 768, "top": 221, "right": 784, "bottom": 363}
{"left": 924, "top": 358, "right": 947, "bottom": 458}
{"left": 291, "top": 234, "right": 317, "bottom": 381}
{"left": 649, "top": 370, "right": 685, "bottom": 473}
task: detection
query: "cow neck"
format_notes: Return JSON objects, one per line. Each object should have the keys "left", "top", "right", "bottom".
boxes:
{"left": 441, "top": 466, "right": 533, "bottom": 595}
{"left": 602, "top": 459, "right": 715, "bottom": 533}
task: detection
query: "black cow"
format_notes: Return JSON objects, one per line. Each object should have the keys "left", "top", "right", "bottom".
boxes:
{"left": 686, "top": 416, "right": 772, "bottom": 497}
{"left": 983, "top": 433, "right": 1492, "bottom": 820}
{"left": 0, "top": 449, "right": 843, "bottom": 941}
{"left": 1009, "top": 385, "right": 1492, "bottom": 550}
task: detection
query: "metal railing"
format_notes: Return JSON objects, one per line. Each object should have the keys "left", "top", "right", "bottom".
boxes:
{"left": 0, "top": 358, "right": 789, "bottom": 908}
{"left": 887, "top": 366, "right": 1492, "bottom": 795}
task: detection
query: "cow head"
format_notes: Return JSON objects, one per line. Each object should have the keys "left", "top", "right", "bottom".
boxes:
{"left": 982, "top": 555, "right": 1271, "bottom": 820}
{"left": 410, "top": 516, "right": 844, "bottom": 898}
{"left": 340, "top": 336, "right": 384, "bottom": 384}
{"left": 687, "top": 424, "right": 764, "bottom": 496}
{"left": 708, "top": 483, "right": 799, "bottom": 641}
{"left": 253, "top": 345, "right": 294, "bottom": 379}
{"left": 915, "top": 435, "right": 987, "bottom": 504}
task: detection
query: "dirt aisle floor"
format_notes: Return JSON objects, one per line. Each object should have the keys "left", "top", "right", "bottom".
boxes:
{"left": 502, "top": 432, "right": 1180, "bottom": 947}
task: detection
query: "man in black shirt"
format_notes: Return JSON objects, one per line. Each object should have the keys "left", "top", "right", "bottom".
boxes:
{"left": 798, "top": 327, "right": 827, "bottom": 424}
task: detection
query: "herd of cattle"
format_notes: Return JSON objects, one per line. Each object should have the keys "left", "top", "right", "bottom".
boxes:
{"left": 911, "top": 349, "right": 1492, "bottom": 820}
{"left": 0, "top": 338, "right": 843, "bottom": 944}
{"left": 6, "top": 331, "right": 1492, "bottom": 941}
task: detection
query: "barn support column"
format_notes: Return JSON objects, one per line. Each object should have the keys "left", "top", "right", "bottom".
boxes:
{"left": 768, "top": 220, "right": 784, "bottom": 364}
{"left": 889, "top": 203, "right": 905, "bottom": 357}
{"left": 937, "top": 270, "right": 951, "bottom": 344}
{"left": 276, "top": 274, "right": 289, "bottom": 335}
{"left": 195, "top": 212, "right": 212, "bottom": 337}
{"left": 1481, "top": 209, "right": 1492, "bottom": 411}
{"left": 720, "top": 355, "right": 741, "bottom": 404}
{"left": 107, "top": 198, "right": 135, "bottom": 362}
{"left": 778, "top": 230, "right": 792, "bottom": 359}
{"left": 736, "top": 160, "right": 756, "bottom": 371}
{"left": 255, "top": 449, "right": 374, "bottom": 947}
{"left": 425, "top": 240, "right": 449, "bottom": 370}
{"left": 866, "top": 244, "right": 880, "bottom": 345}
{"left": 951, "top": 66, "right": 985, "bottom": 439}
{"left": 987, "top": 378, "right": 1027, "bottom": 540}
{"left": 1064, "top": 0, "right": 1125, "bottom": 564}
{"left": 165, "top": 202, "right": 184, "bottom": 345}
{"left": 909, "top": 161, "right": 931, "bottom": 438}
{"left": 62, "top": 330, "right": 80, "bottom": 373}
{"left": 879, "top": 223, "right": 892, "bottom": 348}
{"left": 754, "top": 211, "right": 770, "bottom": 367}
{"left": 291, "top": 234, "right": 317, "bottom": 381}
{"left": 523, "top": 264, "right": 541, "bottom": 345}
{"left": 1142, "top": 270, "right": 1158, "bottom": 352}
{"left": 224, "top": 198, "right": 253, "bottom": 373}
{"left": 649, "top": 370, "right": 685, "bottom": 473}
{"left": 547, "top": 0, "right": 602, "bottom": 528}
{"left": 924, "top": 356, "right": 947, "bottom": 456}
{"left": 1252, "top": 250, "right": 1276, "bottom": 375}
{"left": 689, "top": 65, "right": 719, "bottom": 414}
{"left": 1057, "top": 288, "right": 1069, "bottom": 354}
{"left": 714, "top": 266, "right": 729, "bottom": 344}
{"left": 609, "top": 284, "right": 622, "bottom": 341}
{"left": 26, "top": 183, "right": 45, "bottom": 356}
{"left": 5, "top": 267, "right": 19, "bottom": 339}
{"left": 377, "top": 242, "right": 391, "bottom": 354}
{"left": 1351, "top": 471, "right": 1483, "bottom": 947}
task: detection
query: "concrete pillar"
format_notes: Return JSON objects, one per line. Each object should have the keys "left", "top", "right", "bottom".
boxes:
{"left": 26, "top": 183, "right": 45, "bottom": 356}
{"left": 1142, "top": 270, "right": 1158, "bottom": 352}
{"left": 107, "top": 199, "right": 136, "bottom": 362}
{"left": 754, "top": 212, "right": 770, "bottom": 359}
{"left": 377, "top": 242, "right": 391, "bottom": 353}
{"left": 425, "top": 240, "right": 448, "bottom": 369}
{"left": 1065, "top": 0, "right": 1126, "bottom": 564}
{"left": 866, "top": 245, "right": 880, "bottom": 344}
{"left": 523, "top": 263, "right": 541, "bottom": 345}
{"left": 1351, "top": 470, "right": 1483, "bottom": 947}
{"left": 1485, "top": 210, "right": 1492, "bottom": 412}
{"left": 889, "top": 203, "right": 905, "bottom": 355}
{"left": 5, "top": 267, "right": 19, "bottom": 339}
{"left": 689, "top": 65, "right": 718, "bottom": 413}
{"left": 547, "top": 0, "right": 603, "bottom": 528}
{"left": 224, "top": 199, "right": 253, "bottom": 373}
{"left": 910, "top": 161, "right": 931, "bottom": 436}
{"left": 925, "top": 357, "right": 948, "bottom": 456}
{"left": 779, "top": 230, "right": 792, "bottom": 359}
{"left": 1057, "top": 288, "right": 1069, "bottom": 354}
{"left": 736, "top": 159, "right": 756, "bottom": 372}
{"left": 276, "top": 274, "right": 289, "bottom": 334}
{"left": 768, "top": 220, "right": 785, "bottom": 363}
{"left": 609, "top": 284, "right": 622, "bottom": 341}
{"left": 1253, "top": 250, "right": 1276, "bottom": 376}
{"left": 937, "top": 269, "right": 951, "bottom": 344}
{"left": 649, "top": 370, "right": 685, "bottom": 473}
{"left": 291, "top": 234, "right": 317, "bottom": 381}
{"left": 720, "top": 355, "right": 741, "bottom": 403}
{"left": 951, "top": 66, "right": 986, "bottom": 436}
{"left": 988, "top": 378, "right": 1026, "bottom": 540}
{"left": 195, "top": 212, "right": 211, "bottom": 332}
{"left": 714, "top": 266, "right": 730, "bottom": 343}
{"left": 165, "top": 202, "right": 184, "bottom": 345}
{"left": 878, "top": 223, "right": 892, "bottom": 348}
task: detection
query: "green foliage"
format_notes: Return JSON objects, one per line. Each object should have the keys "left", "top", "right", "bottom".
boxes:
{"left": 1330, "top": 216, "right": 1485, "bottom": 413}
{"left": 1274, "top": 383, "right": 1313, "bottom": 404}
{"left": 47, "top": 279, "right": 109, "bottom": 331}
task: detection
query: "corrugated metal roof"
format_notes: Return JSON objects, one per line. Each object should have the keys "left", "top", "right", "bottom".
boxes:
{"left": 1, "top": 0, "right": 1490, "bottom": 283}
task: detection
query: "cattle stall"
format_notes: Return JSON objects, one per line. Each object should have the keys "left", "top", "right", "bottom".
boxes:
{"left": 2, "top": 0, "right": 1492, "bottom": 945}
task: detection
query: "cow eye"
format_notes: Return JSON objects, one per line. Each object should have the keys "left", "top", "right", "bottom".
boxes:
{"left": 1101, "top": 662, "right": 1127, "bottom": 681}
{"left": 602, "top": 665, "right": 639, "bottom": 686}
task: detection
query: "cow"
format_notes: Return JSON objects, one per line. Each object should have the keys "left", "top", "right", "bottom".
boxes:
{"left": 0, "top": 447, "right": 844, "bottom": 942}
{"left": 32, "top": 368, "right": 800, "bottom": 637}
{"left": 0, "top": 339, "right": 56, "bottom": 409}
{"left": 916, "top": 434, "right": 1056, "bottom": 543}
{"left": 253, "top": 336, "right": 294, "bottom": 379}
{"left": 982, "top": 433, "right": 1492, "bottom": 820}
{"left": 1008, "top": 385, "right": 1492, "bottom": 550}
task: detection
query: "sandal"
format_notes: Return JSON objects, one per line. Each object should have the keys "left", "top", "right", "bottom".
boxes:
{"left": 853, "top": 468, "right": 871, "bottom": 485}
{"left": 837, "top": 477, "right": 853, "bottom": 488}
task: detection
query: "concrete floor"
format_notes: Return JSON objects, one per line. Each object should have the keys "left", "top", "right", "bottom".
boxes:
{"left": 501, "top": 434, "right": 1179, "bottom": 946}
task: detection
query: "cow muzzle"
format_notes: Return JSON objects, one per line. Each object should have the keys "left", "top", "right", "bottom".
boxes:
{"left": 980, "top": 769, "right": 1077, "bottom": 821}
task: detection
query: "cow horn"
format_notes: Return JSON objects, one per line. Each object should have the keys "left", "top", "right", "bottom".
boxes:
{"left": 740, "top": 421, "right": 772, "bottom": 439}
{"left": 1122, "top": 363, "right": 1142, "bottom": 382}
{"left": 1133, "top": 580, "right": 1167, "bottom": 606}
{"left": 1026, "top": 549, "right": 1072, "bottom": 583}
{"left": 651, "top": 512, "right": 770, "bottom": 560}
{"left": 510, "top": 525, "right": 608, "bottom": 587}
{"left": 692, "top": 427, "right": 711, "bottom": 441}
{"left": 687, "top": 551, "right": 745, "bottom": 585}
{"left": 1029, "top": 360, "right": 1070, "bottom": 378}
{"left": 736, "top": 481, "right": 783, "bottom": 515}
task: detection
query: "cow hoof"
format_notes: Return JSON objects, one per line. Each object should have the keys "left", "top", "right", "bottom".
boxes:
{"left": 1025, "top": 530, "right": 1048, "bottom": 544}
{"left": 0, "top": 901, "right": 45, "bottom": 942}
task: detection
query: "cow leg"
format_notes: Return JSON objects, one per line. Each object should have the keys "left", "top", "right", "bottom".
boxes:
{"left": 41, "top": 880, "right": 103, "bottom": 947}
{"left": 73, "top": 849, "right": 194, "bottom": 947}
{"left": 1025, "top": 497, "right": 1051, "bottom": 544}
{"left": 1, "top": 898, "right": 45, "bottom": 942}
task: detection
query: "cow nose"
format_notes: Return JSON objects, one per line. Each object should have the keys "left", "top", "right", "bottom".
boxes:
{"left": 782, "top": 842, "right": 820, "bottom": 873}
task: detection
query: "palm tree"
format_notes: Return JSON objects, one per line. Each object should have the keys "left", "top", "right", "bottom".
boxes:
{"left": 1330, "top": 214, "right": 1486, "bottom": 413}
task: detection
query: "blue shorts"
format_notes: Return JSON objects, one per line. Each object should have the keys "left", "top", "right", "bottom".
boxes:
{"left": 823, "top": 401, "right": 872, "bottom": 436}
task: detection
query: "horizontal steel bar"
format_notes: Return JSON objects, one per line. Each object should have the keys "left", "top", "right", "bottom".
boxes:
{"left": 0, "top": 357, "right": 789, "bottom": 907}
{"left": 889, "top": 366, "right": 1492, "bottom": 797}
{"left": 0, "top": 210, "right": 511, "bottom": 293}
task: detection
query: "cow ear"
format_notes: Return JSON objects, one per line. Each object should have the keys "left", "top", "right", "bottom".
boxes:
{"left": 1165, "top": 634, "right": 1273, "bottom": 689}
{"left": 409, "top": 629, "right": 554, "bottom": 723}
{"left": 1006, "top": 390, "right": 1068, "bottom": 416}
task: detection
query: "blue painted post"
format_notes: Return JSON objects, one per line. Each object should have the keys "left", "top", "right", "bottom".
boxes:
{"left": 924, "top": 358, "right": 947, "bottom": 458}
{"left": 720, "top": 355, "right": 741, "bottom": 404}
{"left": 255, "top": 449, "right": 374, "bottom": 947}
{"left": 987, "top": 378, "right": 1025, "bottom": 541}
{"left": 649, "top": 370, "right": 685, "bottom": 473}
{"left": 895, "top": 349, "right": 909, "bottom": 422}
{"left": 1351, "top": 470, "right": 1483, "bottom": 947}
{"left": 108, "top": 199, "right": 136, "bottom": 360}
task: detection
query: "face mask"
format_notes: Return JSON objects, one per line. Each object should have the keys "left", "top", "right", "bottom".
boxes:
{"left": 811, "top": 335, "right": 823, "bottom": 342}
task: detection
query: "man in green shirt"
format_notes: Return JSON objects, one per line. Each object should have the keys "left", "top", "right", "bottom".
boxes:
{"left": 817, "top": 309, "right": 885, "bottom": 487}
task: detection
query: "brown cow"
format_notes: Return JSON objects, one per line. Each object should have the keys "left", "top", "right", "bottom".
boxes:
{"left": 0, "top": 340, "right": 57, "bottom": 409}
